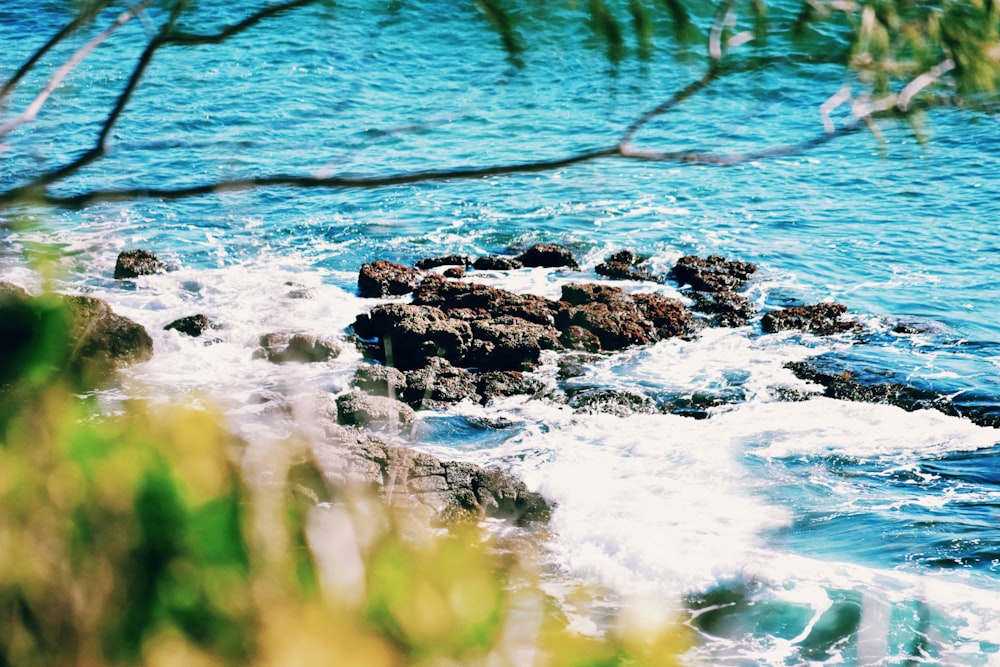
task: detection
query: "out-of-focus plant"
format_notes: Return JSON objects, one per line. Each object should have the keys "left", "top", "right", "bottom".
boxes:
{"left": 0, "top": 290, "right": 691, "bottom": 666}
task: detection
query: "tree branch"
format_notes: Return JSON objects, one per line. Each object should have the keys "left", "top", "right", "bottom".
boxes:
{"left": 164, "top": 0, "right": 319, "bottom": 46}
{"left": 0, "top": 1, "right": 152, "bottom": 142}
{"left": 0, "top": 0, "right": 114, "bottom": 101}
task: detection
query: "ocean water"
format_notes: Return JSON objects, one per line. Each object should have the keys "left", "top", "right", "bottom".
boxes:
{"left": 2, "top": 0, "right": 1000, "bottom": 663}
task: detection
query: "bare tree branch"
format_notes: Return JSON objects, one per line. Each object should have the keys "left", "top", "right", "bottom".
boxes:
{"left": 897, "top": 59, "right": 955, "bottom": 112}
{"left": 0, "top": 1, "right": 152, "bottom": 142}
{"left": 0, "top": 0, "right": 320, "bottom": 203}
{"left": 0, "top": 0, "right": 114, "bottom": 101}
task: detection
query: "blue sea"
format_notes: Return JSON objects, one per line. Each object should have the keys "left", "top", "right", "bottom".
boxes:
{"left": 2, "top": 1, "right": 1000, "bottom": 663}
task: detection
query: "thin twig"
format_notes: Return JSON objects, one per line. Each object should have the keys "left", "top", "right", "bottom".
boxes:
{"left": 897, "top": 59, "right": 955, "bottom": 112}
{"left": 164, "top": 0, "right": 318, "bottom": 46}
{"left": 0, "top": 1, "right": 152, "bottom": 141}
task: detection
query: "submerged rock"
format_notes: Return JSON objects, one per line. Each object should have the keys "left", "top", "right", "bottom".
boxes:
{"left": 595, "top": 250, "right": 662, "bottom": 283}
{"left": 784, "top": 360, "right": 1000, "bottom": 428}
{"left": 358, "top": 260, "right": 424, "bottom": 298}
{"left": 762, "top": 303, "right": 861, "bottom": 336}
{"left": 114, "top": 249, "right": 165, "bottom": 279}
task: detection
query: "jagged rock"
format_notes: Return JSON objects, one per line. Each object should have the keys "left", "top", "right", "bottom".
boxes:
{"left": 412, "top": 275, "right": 555, "bottom": 326}
{"left": 164, "top": 314, "right": 210, "bottom": 337}
{"left": 473, "top": 255, "right": 523, "bottom": 271}
{"left": 515, "top": 243, "right": 580, "bottom": 270}
{"left": 310, "top": 426, "right": 552, "bottom": 524}
{"left": 353, "top": 303, "right": 473, "bottom": 370}
{"left": 415, "top": 255, "right": 472, "bottom": 270}
{"left": 443, "top": 267, "right": 465, "bottom": 279}
{"left": 555, "top": 283, "right": 692, "bottom": 352}
{"left": 633, "top": 292, "right": 695, "bottom": 338}
{"left": 761, "top": 303, "right": 861, "bottom": 336}
{"left": 114, "top": 249, "right": 165, "bottom": 280}
{"left": 670, "top": 255, "right": 756, "bottom": 292}
{"left": 569, "top": 388, "right": 656, "bottom": 417}
{"left": 690, "top": 291, "right": 757, "bottom": 328}
{"left": 336, "top": 390, "right": 415, "bottom": 431}
{"left": 402, "top": 358, "right": 479, "bottom": 409}
{"left": 353, "top": 364, "right": 408, "bottom": 397}
{"left": 255, "top": 332, "right": 340, "bottom": 363}
{"left": 466, "top": 317, "right": 562, "bottom": 371}
{"left": 358, "top": 260, "right": 424, "bottom": 298}
{"left": 660, "top": 392, "right": 732, "bottom": 419}
{"left": 595, "top": 250, "right": 661, "bottom": 282}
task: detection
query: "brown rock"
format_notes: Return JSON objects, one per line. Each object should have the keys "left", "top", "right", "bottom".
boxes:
{"left": 114, "top": 249, "right": 165, "bottom": 279}
{"left": 515, "top": 243, "right": 579, "bottom": 270}
{"left": 358, "top": 260, "right": 424, "bottom": 298}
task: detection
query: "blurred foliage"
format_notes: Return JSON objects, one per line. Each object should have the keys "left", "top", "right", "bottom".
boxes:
{"left": 0, "top": 292, "right": 692, "bottom": 665}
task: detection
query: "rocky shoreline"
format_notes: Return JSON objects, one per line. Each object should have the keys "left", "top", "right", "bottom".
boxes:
{"left": 4, "top": 243, "right": 996, "bottom": 527}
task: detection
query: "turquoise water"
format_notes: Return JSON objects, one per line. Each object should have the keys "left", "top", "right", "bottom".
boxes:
{"left": 3, "top": 1, "right": 1000, "bottom": 663}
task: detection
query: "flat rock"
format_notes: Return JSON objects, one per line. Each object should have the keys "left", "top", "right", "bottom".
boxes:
{"left": 761, "top": 303, "right": 861, "bottom": 336}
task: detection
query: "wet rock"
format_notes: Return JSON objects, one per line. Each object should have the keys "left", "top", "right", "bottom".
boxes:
{"left": 595, "top": 250, "right": 661, "bottom": 283}
{"left": 443, "top": 267, "right": 465, "bottom": 279}
{"left": 633, "top": 292, "right": 696, "bottom": 338}
{"left": 354, "top": 303, "right": 473, "bottom": 370}
{"left": 472, "top": 255, "right": 523, "bottom": 271}
{"left": 164, "top": 314, "right": 210, "bottom": 337}
{"left": 415, "top": 255, "right": 472, "bottom": 270}
{"left": 690, "top": 291, "right": 757, "bottom": 328}
{"left": 466, "top": 317, "right": 562, "bottom": 371}
{"left": 402, "top": 358, "right": 479, "bottom": 409}
{"left": 256, "top": 332, "right": 340, "bottom": 363}
{"left": 515, "top": 243, "right": 580, "bottom": 270}
{"left": 477, "top": 371, "right": 545, "bottom": 403}
{"left": 412, "top": 275, "right": 555, "bottom": 326}
{"left": 311, "top": 426, "right": 552, "bottom": 524}
{"left": 670, "top": 255, "right": 756, "bottom": 293}
{"left": 569, "top": 388, "right": 656, "bottom": 417}
{"left": 557, "top": 352, "right": 603, "bottom": 379}
{"left": 114, "top": 249, "right": 165, "bottom": 279}
{"left": 660, "top": 392, "right": 731, "bottom": 419}
{"left": 761, "top": 303, "right": 861, "bottom": 336}
{"left": 336, "top": 390, "right": 415, "bottom": 431}
{"left": 555, "top": 283, "right": 692, "bottom": 352}
{"left": 559, "top": 325, "right": 602, "bottom": 352}
{"left": 358, "top": 260, "right": 424, "bottom": 298}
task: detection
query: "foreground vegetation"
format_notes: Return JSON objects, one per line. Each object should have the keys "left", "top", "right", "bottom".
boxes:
{"left": 0, "top": 289, "right": 690, "bottom": 666}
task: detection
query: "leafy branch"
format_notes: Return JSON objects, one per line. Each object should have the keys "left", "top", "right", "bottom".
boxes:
{"left": 0, "top": 0, "right": 996, "bottom": 210}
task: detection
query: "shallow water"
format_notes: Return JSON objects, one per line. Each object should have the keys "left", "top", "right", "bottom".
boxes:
{"left": 2, "top": 1, "right": 1000, "bottom": 663}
